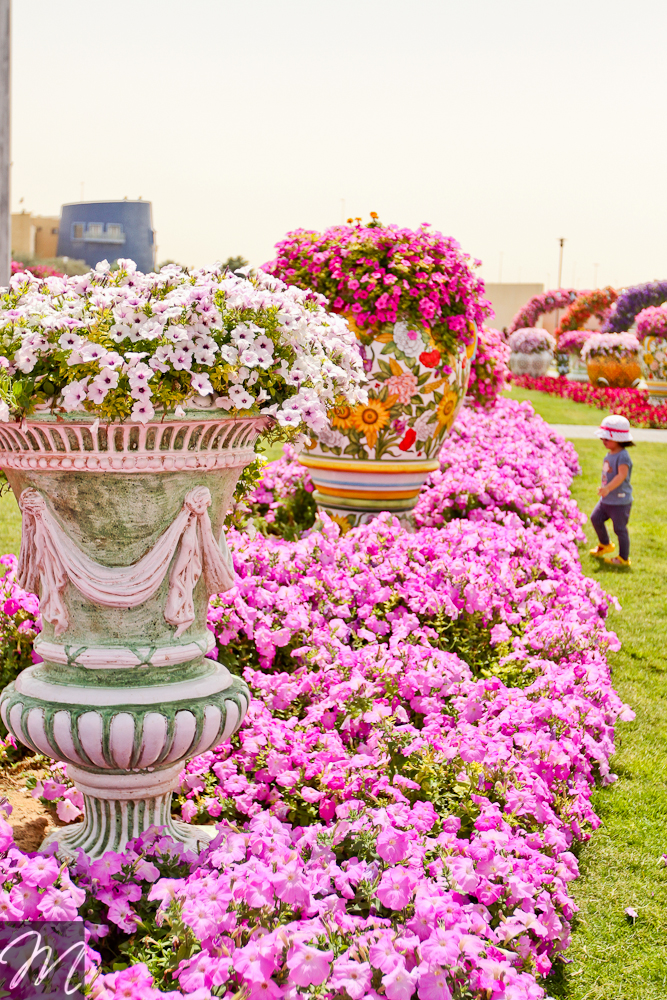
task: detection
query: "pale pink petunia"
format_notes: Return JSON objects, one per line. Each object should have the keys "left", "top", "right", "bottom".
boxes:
{"left": 37, "top": 887, "right": 79, "bottom": 921}
{"left": 286, "top": 945, "right": 333, "bottom": 987}
{"left": 418, "top": 968, "right": 454, "bottom": 1000}
{"left": 329, "top": 957, "right": 372, "bottom": 999}
{"left": 383, "top": 960, "right": 418, "bottom": 1000}
{"left": 376, "top": 867, "right": 414, "bottom": 910}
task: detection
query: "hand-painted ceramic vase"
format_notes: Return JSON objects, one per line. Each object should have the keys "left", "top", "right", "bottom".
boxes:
{"left": 299, "top": 316, "right": 476, "bottom": 531}
{"left": 586, "top": 353, "right": 642, "bottom": 388}
{"left": 641, "top": 336, "right": 667, "bottom": 401}
{"left": 508, "top": 350, "right": 552, "bottom": 378}
{"left": 0, "top": 411, "right": 268, "bottom": 857}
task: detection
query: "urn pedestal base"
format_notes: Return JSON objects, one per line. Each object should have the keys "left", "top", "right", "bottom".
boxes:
{"left": 0, "top": 660, "right": 249, "bottom": 857}
{"left": 39, "top": 766, "right": 216, "bottom": 859}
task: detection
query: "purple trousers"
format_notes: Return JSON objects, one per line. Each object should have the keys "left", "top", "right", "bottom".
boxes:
{"left": 591, "top": 500, "right": 632, "bottom": 560}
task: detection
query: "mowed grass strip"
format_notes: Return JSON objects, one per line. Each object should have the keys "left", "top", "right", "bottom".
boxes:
{"left": 502, "top": 385, "right": 605, "bottom": 425}
{"left": 549, "top": 440, "right": 667, "bottom": 999}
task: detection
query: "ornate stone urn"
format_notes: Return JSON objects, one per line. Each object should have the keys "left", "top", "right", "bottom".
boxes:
{"left": 507, "top": 349, "right": 552, "bottom": 378}
{"left": 0, "top": 410, "right": 268, "bottom": 857}
{"left": 299, "top": 317, "right": 477, "bottom": 530}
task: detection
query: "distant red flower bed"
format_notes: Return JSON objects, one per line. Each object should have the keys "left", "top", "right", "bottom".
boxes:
{"left": 11, "top": 259, "right": 63, "bottom": 279}
{"left": 510, "top": 374, "right": 667, "bottom": 428}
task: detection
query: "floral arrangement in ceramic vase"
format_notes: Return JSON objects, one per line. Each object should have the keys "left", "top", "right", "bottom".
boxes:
{"left": 266, "top": 218, "right": 490, "bottom": 460}
{"left": 0, "top": 259, "right": 367, "bottom": 435}
{"left": 581, "top": 333, "right": 640, "bottom": 361}
{"left": 634, "top": 305, "right": 667, "bottom": 385}
{"left": 635, "top": 304, "right": 667, "bottom": 340}
{"left": 507, "top": 328, "right": 555, "bottom": 353}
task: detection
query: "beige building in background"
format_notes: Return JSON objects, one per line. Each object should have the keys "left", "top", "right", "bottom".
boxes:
{"left": 484, "top": 283, "right": 544, "bottom": 331}
{"left": 11, "top": 211, "right": 60, "bottom": 259}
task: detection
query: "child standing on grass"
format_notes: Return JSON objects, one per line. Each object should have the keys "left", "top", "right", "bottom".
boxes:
{"left": 589, "top": 414, "right": 634, "bottom": 567}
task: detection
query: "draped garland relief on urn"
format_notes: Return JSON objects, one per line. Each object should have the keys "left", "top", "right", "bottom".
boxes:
{"left": 0, "top": 260, "right": 366, "bottom": 857}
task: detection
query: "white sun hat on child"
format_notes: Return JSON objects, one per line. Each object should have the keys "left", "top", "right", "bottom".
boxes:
{"left": 595, "top": 414, "right": 634, "bottom": 443}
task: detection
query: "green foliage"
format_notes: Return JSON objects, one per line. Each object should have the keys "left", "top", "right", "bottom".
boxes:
{"left": 248, "top": 482, "right": 318, "bottom": 542}
{"left": 222, "top": 255, "right": 249, "bottom": 273}
{"left": 224, "top": 456, "right": 267, "bottom": 531}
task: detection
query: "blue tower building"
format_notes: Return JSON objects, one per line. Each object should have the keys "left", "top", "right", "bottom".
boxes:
{"left": 57, "top": 200, "right": 156, "bottom": 273}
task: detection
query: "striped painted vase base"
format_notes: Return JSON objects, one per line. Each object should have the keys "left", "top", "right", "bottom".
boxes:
{"left": 646, "top": 380, "right": 667, "bottom": 404}
{"left": 301, "top": 456, "right": 438, "bottom": 525}
{"left": 313, "top": 490, "right": 418, "bottom": 512}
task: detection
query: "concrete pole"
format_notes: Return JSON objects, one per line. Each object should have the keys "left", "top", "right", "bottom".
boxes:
{"left": 0, "top": 1, "right": 9, "bottom": 289}
{"left": 557, "top": 238, "right": 566, "bottom": 289}
{"left": 554, "top": 237, "right": 566, "bottom": 334}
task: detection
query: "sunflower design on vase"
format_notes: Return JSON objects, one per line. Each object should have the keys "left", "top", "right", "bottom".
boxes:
{"left": 266, "top": 217, "right": 490, "bottom": 526}
{"left": 296, "top": 316, "right": 478, "bottom": 526}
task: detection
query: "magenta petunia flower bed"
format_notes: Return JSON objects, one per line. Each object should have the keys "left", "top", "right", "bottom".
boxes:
{"left": 0, "top": 398, "right": 631, "bottom": 1000}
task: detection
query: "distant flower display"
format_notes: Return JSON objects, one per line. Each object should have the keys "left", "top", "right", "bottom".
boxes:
{"left": 10, "top": 260, "right": 64, "bottom": 280}
{"left": 603, "top": 280, "right": 667, "bottom": 332}
{"left": 510, "top": 374, "right": 667, "bottom": 427}
{"left": 581, "top": 332, "right": 640, "bottom": 361}
{"left": 507, "top": 288, "right": 578, "bottom": 334}
{"left": 556, "top": 287, "right": 618, "bottom": 336}
{"left": 507, "top": 327, "right": 555, "bottom": 353}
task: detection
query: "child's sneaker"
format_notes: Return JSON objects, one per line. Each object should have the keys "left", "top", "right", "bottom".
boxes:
{"left": 604, "top": 555, "right": 631, "bottom": 567}
{"left": 590, "top": 543, "right": 614, "bottom": 557}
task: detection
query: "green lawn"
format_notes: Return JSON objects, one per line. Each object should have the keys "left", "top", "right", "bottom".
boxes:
{"left": 0, "top": 490, "right": 21, "bottom": 557}
{"left": 547, "top": 440, "right": 667, "bottom": 999}
{"left": 502, "top": 385, "right": 603, "bottom": 425}
{"left": 0, "top": 434, "right": 664, "bottom": 996}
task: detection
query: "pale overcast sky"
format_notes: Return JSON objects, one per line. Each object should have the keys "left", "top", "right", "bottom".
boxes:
{"left": 11, "top": 0, "right": 667, "bottom": 289}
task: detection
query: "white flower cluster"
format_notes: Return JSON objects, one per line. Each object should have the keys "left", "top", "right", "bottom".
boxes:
{"left": 580, "top": 332, "right": 641, "bottom": 361}
{"left": 507, "top": 328, "right": 555, "bottom": 355}
{"left": 0, "top": 260, "right": 367, "bottom": 428}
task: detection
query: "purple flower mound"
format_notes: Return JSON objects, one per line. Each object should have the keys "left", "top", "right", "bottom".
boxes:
{"left": 0, "top": 398, "right": 633, "bottom": 1000}
{"left": 603, "top": 279, "right": 667, "bottom": 332}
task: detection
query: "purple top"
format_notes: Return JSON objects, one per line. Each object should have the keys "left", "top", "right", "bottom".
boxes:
{"left": 602, "top": 448, "right": 633, "bottom": 505}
